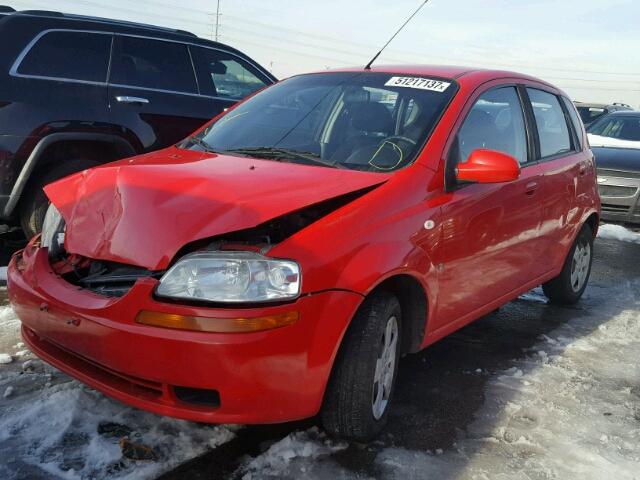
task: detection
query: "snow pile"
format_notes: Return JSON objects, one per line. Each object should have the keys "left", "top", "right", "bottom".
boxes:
{"left": 0, "top": 353, "right": 12, "bottom": 364}
{"left": 240, "top": 427, "right": 347, "bottom": 479}
{"left": 0, "top": 375, "right": 236, "bottom": 479}
{"left": 237, "top": 281, "right": 640, "bottom": 479}
{"left": 597, "top": 224, "right": 640, "bottom": 244}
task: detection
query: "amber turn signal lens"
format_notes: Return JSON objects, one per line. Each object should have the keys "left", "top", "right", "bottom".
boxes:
{"left": 135, "top": 310, "right": 299, "bottom": 333}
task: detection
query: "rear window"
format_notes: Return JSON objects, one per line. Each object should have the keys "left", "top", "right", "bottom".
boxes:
{"left": 110, "top": 36, "right": 197, "bottom": 94}
{"left": 588, "top": 115, "right": 640, "bottom": 141}
{"left": 17, "top": 31, "right": 111, "bottom": 82}
{"left": 576, "top": 105, "right": 607, "bottom": 125}
{"left": 527, "top": 89, "right": 572, "bottom": 158}
{"left": 562, "top": 97, "right": 584, "bottom": 149}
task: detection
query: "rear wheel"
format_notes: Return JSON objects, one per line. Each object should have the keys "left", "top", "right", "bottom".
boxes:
{"left": 19, "top": 159, "right": 97, "bottom": 238}
{"left": 321, "top": 291, "right": 401, "bottom": 441}
{"left": 542, "top": 224, "right": 593, "bottom": 304}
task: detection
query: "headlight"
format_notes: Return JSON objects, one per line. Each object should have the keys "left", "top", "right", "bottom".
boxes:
{"left": 156, "top": 251, "right": 301, "bottom": 303}
{"left": 41, "top": 203, "right": 65, "bottom": 257}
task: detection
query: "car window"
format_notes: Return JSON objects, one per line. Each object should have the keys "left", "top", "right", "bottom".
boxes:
{"left": 527, "top": 89, "right": 572, "bottom": 158}
{"left": 576, "top": 106, "right": 607, "bottom": 125}
{"left": 190, "top": 47, "right": 268, "bottom": 99}
{"left": 110, "top": 36, "right": 197, "bottom": 94}
{"left": 189, "top": 72, "right": 457, "bottom": 173}
{"left": 17, "top": 31, "right": 111, "bottom": 82}
{"left": 561, "top": 97, "right": 584, "bottom": 149}
{"left": 456, "top": 86, "right": 528, "bottom": 165}
{"left": 587, "top": 115, "right": 640, "bottom": 141}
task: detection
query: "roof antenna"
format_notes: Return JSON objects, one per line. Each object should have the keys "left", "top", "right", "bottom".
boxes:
{"left": 365, "top": 0, "right": 430, "bottom": 70}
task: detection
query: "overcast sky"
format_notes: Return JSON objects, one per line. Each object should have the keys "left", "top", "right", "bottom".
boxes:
{"left": 7, "top": 0, "right": 640, "bottom": 107}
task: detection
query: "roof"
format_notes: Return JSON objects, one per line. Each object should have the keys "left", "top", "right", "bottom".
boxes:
{"left": 574, "top": 101, "right": 632, "bottom": 109}
{"left": 0, "top": 6, "right": 196, "bottom": 38}
{"left": 598, "top": 110, "right": 640, "bottom": 117}
{"left": 325, "top": 64, "right": 556, "bottom": 89}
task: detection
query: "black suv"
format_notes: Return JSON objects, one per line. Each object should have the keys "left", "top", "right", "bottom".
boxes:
{"left": 0, "top": 7, "right": 276, "bottom": 237}
{"left": 574, "top": 101, "right": 633, "bottom": 127}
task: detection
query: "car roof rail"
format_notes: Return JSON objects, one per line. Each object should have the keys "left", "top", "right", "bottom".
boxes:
{"left": 0, "top": 6, "right": 16, "bottom": 13}
{"left": 612, "top": 102, "right": 631, "bottom": 107}
{"left": 12, "top": 9, "right": 197, "bottom": 37}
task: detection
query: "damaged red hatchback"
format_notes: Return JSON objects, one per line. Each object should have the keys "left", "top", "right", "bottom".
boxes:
{"left": 8, "top": 66, "right": 600, "bottom": 440}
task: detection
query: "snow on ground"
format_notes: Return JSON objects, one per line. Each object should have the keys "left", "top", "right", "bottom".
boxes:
{"left": 0, "top": 307, "right": 237, "bottom": 480}
{"left": 235, "top": 283, "right": 640, "bottom": 479}
{"left": 597, "top": 224, "right": 640, "bottom": 244}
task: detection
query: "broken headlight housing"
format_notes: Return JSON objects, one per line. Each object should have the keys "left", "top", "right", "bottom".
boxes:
{"left": 156, "top": 251, "right": 301, "bottom": 303}
{"left": 41, "top": 203, "right": 65, "bottom": 258}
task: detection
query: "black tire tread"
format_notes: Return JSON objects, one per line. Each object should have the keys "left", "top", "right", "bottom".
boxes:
{"left": 321, "top": 291, "right": 401, "bottom": 441}
{"left": 19, "top": 159, "right": 97, "bottom": 238}
{"left": 542, "top": 224, "right": 593, "bottom": 305}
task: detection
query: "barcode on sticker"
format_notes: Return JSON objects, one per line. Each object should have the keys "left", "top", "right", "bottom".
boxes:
{"left": 384, "top": 77, "right": 451, "bottom": 92}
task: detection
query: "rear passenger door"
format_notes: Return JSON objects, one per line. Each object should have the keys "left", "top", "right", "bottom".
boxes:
{"left": 108, "top": 35, "right": 213, "bottom": 152}
{"left": 524, "top": 88, "right": 588, "bottom": 269}
{"left": 435, "top": 85, "right": 546, "bottom": 330}
{"left": 10, "top": 30, "right": 111, "bottom": 136}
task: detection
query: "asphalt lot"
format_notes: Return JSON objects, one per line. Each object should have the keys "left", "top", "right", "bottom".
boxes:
{"left": 0, "top": 231, "right": 639, "bottom": 479}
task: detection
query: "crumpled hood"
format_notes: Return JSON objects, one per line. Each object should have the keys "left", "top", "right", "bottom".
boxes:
{"left": 45, "top": 148, "right": 388, "bottom": 270}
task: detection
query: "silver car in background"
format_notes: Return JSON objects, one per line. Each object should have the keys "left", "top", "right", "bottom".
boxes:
{"left": 588, "top": 112, "right": 640, "bottom": 223}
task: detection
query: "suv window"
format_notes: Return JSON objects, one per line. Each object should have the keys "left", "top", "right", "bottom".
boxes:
{"left": 17, "top": 31, "right": 111, "bottom": 82}
{"left": 191, "top": 47, "right": 268, "bottom": 99}
{"left": 527, "top": 89, "right": 572, "bottom": 158}
{"left": 456, "top": 86, "right": 528, "bottom": 165}
{"left": 110, "top": 36, "right": 197, "bottom": 94}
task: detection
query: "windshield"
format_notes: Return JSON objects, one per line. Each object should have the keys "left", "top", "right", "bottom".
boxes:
{"left": 588, "top": 115, "right": 640, "bottom": 141}
{"left": 184, "top": 72, "right": 457, "bottom": 172}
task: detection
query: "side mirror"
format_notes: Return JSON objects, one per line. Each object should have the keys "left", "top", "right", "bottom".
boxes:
{"left": 456, "top": 149, "right": 520, "bottom": 184}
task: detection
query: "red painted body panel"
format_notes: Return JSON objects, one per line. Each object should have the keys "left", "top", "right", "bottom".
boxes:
{"left": 45, "top": 149, "right": 389, "bottom": 270}
{"left": 8, "top": 66, "right": 600, "bottom": 424}
{"left": 8, "top": 244, "right": 362, "bottom": 423}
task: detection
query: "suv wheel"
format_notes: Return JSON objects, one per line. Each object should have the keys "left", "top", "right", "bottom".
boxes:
{"left": 321, "top": 291, "right": 402, "bottom": 441}
{"left": 542, "top": 224, "right": 593, "bottom": 304}
{"left": 19, "top": 159, "right": 96, "bottom": 238}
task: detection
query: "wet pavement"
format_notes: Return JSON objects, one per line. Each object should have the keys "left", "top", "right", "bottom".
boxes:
{"left": 1, "top": 234, "right": 639, "bottom": 479}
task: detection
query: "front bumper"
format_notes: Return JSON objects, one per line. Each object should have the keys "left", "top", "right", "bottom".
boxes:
{"left": 7, "top": 243, "right": 362, "bottom": 424}
{"left": 597, "top": 174, "right": 640, "bottom": 224}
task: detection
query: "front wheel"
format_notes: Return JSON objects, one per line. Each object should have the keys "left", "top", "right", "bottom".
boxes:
{"left": 321, "top": 291, "right": 402, "bottom": 441}
{"left": 542, "top": 224, "right": 593, "bottom": 304}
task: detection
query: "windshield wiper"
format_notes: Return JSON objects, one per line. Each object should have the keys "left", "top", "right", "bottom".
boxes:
{"left": 222, "top": 147, "right": 335, "bottom": 168}
{"left": 186, "top": 136, "right": 217, "bottom": 153}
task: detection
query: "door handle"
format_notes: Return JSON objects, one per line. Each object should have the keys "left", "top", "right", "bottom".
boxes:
{"left": 115, "top": 95, "right": 149, "bottom": 105}
{"left": 525, "top": 181, "right": 539, "bottom": 195}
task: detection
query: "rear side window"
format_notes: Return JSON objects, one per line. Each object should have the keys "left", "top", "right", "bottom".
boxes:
{"left": 561, "top": 97, "right": 584, "bottom": 149}
{"left": 456, "top": 86, "right": 528, "bottom": 165}
{"left": 191, "top": 47, "right": 268, "bottom": 99}
{"left": 17, "top": 31, "right": 111, "bottom": 82}
{"left": 526, "top": 88, "right": 571, "bottom": 158}
{"left": 110, "top": 36, "right": 197, "bottom": 94}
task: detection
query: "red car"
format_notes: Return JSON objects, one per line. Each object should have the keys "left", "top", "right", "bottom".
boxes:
{"left": 8, "top": 66, "right": 600, "bottom": 440}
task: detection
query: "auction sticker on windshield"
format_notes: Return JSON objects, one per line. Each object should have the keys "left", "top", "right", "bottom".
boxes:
{"left": 384, "top": 77, "right": 451, "bottom": 92}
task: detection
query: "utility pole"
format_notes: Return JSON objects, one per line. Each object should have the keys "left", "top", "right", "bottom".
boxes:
{"left": 214, "top": 0, "right": 221, "bottom": 42}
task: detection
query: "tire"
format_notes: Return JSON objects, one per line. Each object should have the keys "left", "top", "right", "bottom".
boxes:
{"left": 321, "top": 291, "right": 402, "bottom": 441}
{"left": 19, "top": 159, "right": 97, "bottom": 238}
{"left": 542, "top": 224, "right": 593, "bottom": 305}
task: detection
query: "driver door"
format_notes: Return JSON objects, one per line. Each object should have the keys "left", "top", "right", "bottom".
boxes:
{"left": 433, "top": 85, "right": 546, "bottom": 330}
